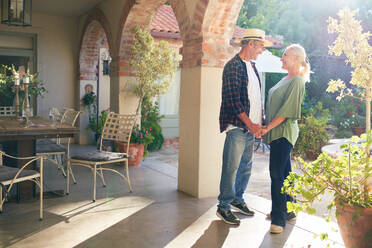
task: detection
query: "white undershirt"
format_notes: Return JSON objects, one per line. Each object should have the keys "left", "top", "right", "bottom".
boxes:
{"left": 246, "top": 61, "right": 262, "bottom": 125}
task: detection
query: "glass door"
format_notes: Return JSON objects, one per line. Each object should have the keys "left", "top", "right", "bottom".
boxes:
{"left": 0, "top": 31, "right": 37, "bottom": 112}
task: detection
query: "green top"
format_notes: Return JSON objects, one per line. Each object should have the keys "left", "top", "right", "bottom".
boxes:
{"left": 264, "top": 76, "right": 305, "bottom": 146}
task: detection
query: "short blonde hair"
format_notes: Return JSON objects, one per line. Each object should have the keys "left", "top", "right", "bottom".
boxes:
{"left": 285, "top": 44, "right": 311, "bottom": 82}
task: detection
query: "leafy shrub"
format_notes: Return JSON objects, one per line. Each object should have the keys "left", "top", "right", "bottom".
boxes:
{"left": 141, "top": 98, "right": 164, "bottom": 151}
{"left": 334, "top": 129, "right": 352, "bottom": 139}
{"left": 87, "top": 109, "right": 109, "bottom": 135}
{"left": 293, "top": 102, "right": 330, "bottom": 160}
{"left": 284, "top": 132, "right": 372, "bottom": 214}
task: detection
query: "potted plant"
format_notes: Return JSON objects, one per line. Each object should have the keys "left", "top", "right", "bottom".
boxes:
{"left": 116, "top": 124, "right": 154, "bottom": 166}
{"left": 333, "top": 96, "right": 367, "bottom": 138}
{"left": 349, "top": 114, "right": 366, "bottom": 136}
{"left": 283, "top": 8, "right": 372, "bottom": 248}
{"left": 87, "top": 109, "right": 109, "bottom": 142}
{"left": 81, "top": 91, "right": 97, "bottom": 116}
{"left": 283, "top": 133, "right": 372, "bottom": 247}
{"left": 117, "top": 26, "right": 180, "bottom": 163}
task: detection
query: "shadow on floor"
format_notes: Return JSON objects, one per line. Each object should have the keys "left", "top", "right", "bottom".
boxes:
{"left": 191, "top": 220, "right": 239, "bottom": 248}
{"left": 258, "top": 223, "right": 295, "bottom": 248}
{"left": 74, "top": 196, "right": 217, "bottom": 248}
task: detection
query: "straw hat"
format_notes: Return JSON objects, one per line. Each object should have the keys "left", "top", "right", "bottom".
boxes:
{"left": 234, "top": 28, "right": 273, "bottom": 47}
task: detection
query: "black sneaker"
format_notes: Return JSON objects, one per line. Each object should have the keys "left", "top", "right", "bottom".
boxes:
{"left": 216, "top": 208, "right": 240, "bottom": 225}
{"left": 231, "top": 201, "right": 255, "bottom": 216}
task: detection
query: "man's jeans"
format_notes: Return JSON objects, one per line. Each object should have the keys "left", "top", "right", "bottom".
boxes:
{"left": 218, "top": 128, "right": 254, "bottom": 210}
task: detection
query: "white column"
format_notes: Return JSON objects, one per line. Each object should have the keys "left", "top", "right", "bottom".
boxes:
{"left": 178, "top": 66, "right": 225, "bottom": 198}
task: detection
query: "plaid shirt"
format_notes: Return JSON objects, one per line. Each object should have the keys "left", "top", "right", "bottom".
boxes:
{"left": 219, "top": 54, "right": 263, "bottom": 133}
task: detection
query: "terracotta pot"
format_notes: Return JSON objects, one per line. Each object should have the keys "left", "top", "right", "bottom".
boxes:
{"left": 351, "top": 126, "right": 365, "bottom": 136}
{"left": 117, "top": 142, "right": 144, "bottom": 166}
{"left": 335, "top": 201, "right": 372, "bottom": 248}
{"left": 306, "top": 151, "right": 318, "bottom": 161}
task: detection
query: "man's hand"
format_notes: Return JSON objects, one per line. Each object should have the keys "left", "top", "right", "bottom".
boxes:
{"left": 247, "top": 123, "right": 263, "bottom": 138}
{"left": 237, "top": 112, "right": 265, "bottom": 138}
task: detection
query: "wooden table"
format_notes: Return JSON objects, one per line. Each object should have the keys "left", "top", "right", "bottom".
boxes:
{"left": 0, "top": 116, "right": 78, "bottom": 200}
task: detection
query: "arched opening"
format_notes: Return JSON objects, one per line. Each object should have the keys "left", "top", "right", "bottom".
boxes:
{"left": 79, "top": 17, "right": 112, "bottom": 144}
{"left": 115, "top": 0, "right": 251, "bottom": 197}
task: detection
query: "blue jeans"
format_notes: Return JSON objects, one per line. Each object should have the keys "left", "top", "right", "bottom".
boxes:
{"left": 269, "top": 138, "right": 294, "bottom": 227}
{"left": 218, "top": 128, "right": 254, "bottom": 210}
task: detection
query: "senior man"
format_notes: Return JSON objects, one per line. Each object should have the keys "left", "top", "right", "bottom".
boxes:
{"left": 217, "top": 28, "right": 272, "bottom": 225}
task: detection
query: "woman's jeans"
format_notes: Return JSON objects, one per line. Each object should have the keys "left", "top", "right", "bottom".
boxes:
{"left": 269, "top": 137, "right": 294, "bottom": 227}
{"left": 218, "top": 128, "right": 254, "bottom": 210}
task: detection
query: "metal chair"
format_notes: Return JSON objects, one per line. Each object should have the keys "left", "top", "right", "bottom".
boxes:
{"left": 67, "top": 112, "right": 137, "bottom": 202}
{"left": 0, "top": 150, "right": 44, "bottom": 220}
{"left": 36, "top": 109, "right": 81, "bottom": 183}
{"left": 0, "top": 106, "right": 15, "bottom": 117}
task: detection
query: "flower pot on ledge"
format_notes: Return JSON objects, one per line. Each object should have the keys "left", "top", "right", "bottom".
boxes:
{"left": 351, "top": 126, "right": 365, "bottom": 136}
{"left": 117, "top": 142, "right": 144, "bottom": 166}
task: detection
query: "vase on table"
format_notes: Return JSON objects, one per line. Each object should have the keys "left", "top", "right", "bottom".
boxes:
{"left": 21, "top": 82, "right": 33, "bottom": 123}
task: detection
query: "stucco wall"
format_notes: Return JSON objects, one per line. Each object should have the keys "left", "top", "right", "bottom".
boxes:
{"left": 178, "top": 66, "right": 224, "bottom": 197}
{"left": 0, "top": 13, "right": 79, "bottom": 119}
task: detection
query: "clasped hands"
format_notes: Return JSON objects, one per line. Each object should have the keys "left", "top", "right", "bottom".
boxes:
{"left": 248, "top": 123, "right": 270, "bottom": 138}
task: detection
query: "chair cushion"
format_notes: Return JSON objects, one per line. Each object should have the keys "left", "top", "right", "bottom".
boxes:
{"left": 36, "top": 143, "right": 66, "bottom": 154}
{"left": 0, "top": 165, "right": 39, "bottom": 182}
{"left": 36, "top": 139, "right": 56, "bottom": 146}
{"left": 71, "top": 151, "right": 129, "bottom": 162}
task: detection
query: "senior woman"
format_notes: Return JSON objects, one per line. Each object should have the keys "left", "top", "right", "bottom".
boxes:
{"left": 262, "top": 44, "right": 310, "bottom": 234}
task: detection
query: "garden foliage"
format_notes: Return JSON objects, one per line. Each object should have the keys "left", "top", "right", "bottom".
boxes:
{"left": 0, "top": 64, "right": 46, "bottom": 106}
{"left": 293, "top": 102, "right": 331, "bottom": 160}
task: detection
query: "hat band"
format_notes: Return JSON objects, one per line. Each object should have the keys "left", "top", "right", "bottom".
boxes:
{"left": 243, "top": 36, "right": 264, "bottom": 40}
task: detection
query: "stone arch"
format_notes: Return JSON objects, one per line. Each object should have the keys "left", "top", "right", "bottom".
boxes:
{"left": 115, "top": 0, "right": 190, "bottom": 76}
{"left": 79, "top": 9, "right": 113, "bottom": 80}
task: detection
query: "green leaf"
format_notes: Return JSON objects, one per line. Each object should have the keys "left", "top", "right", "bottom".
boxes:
{"left": 320, "top": 233, "right": 328, "bottom": 241}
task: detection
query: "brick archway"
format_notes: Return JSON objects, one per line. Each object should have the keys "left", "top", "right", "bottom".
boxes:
{"left": 111, "top": 0, "right": 248, "bottom": 197}
{"left": 182, "top": 0, "right": 244, "bottom": 68}
{"left": 79, "top": 9, "right": 112, "bottom": 80}
{"left": 115, "top": 0, "right": 190, "bottom": 76}
{"left": 115, "top": 0, "right": 244, "bottom": 71}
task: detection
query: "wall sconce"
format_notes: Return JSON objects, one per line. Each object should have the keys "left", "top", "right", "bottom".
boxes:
{"left": 1, "top": 0, "right": 32, "bottom": 26}
{"left": 103, "top": 60, "right": 110, "bottom": 75}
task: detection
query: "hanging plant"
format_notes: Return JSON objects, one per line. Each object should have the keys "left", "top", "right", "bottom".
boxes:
{"left": 81, "top": 92, "right": 96, "bottom": 107}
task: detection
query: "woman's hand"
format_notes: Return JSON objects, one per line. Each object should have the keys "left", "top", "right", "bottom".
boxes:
{"left": 260, "top": 126, "right": 270, "bottom": 136}
{"left": 262, "top": 116, "right": 287, "bottom": 136}
{"left": 248, "top": 123, "right": 263, "bottom": 138}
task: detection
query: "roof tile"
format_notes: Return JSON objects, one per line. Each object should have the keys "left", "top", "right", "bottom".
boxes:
{"left": 150, "top": 5, "right": 283, "bottom": 48}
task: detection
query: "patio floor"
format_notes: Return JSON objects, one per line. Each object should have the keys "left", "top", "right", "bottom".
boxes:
{"left": 0, "top": 144, "right": 345, "bottom": 248}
